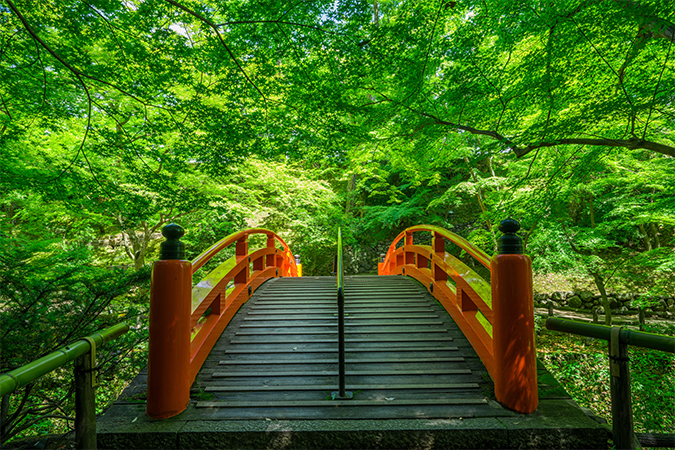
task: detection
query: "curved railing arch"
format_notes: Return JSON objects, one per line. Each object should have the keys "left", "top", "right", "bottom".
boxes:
{"left": 379, "top": 225, "right": 494, "bottom": 374}
{"left": 379, "top": 223, "right": 538, "bottom": 414}
{"left": 189, "top": 228, "right": 300, "bottom": 381}
{"left": 147, "top": 226, "right": 300, "bottom": 419}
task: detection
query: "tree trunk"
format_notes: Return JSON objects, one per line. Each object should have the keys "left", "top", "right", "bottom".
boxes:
{"left": 650, "top": 223, "right": 661, "bottom": 248}
{"left": 118, "top": 218, "right": 155, "bottom": 270}
{"left": 592, "top": 272, "right": 612, "bottom": 325}
{"left": 487, "top": 154, "right": 497, "bottom": 178}
{"left": 638, "top": 223, "right": 652, "bottom": 250}
{"left": 522, "top": 219, "right": 539, "bottom": 253}
{"left": 589, "top": 195, "right": 595, "bottom": 228}
{"left": 373, "top": 0, "right": 379, "bottom": 26}
{"left": 1, "top": 394, "right": 9, "bottom": 442}
{"left": 344, "top": 173, "right": 358, "bottom": 217}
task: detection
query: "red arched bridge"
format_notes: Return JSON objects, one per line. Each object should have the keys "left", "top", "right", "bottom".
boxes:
{"left": 145, "top": 221, "right": 538, "bottom": 420}
{"left": 93, "top": 221, "right": 614, "bottom": 448}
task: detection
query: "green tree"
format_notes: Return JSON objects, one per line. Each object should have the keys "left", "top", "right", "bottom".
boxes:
{"left": 358, "top": 0, "right": 675, "bottom": 161}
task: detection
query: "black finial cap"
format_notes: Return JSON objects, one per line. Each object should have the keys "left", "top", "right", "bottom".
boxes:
{"left": 498, "top": 218, "right": 523, "bottom": 254}
{"left": 160, "top": 223, "right": 186, "bottom": 260}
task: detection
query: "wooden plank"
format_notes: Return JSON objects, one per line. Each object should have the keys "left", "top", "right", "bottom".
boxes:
{"left": 218, "top": 357, "right": 465, "bottom": 365}
{"left": 224, "top": 346, "right": 460, "bottom": 354}
{"left": 247, "top": 308, "right": 434, "bottom": 315}
{"left": 254, "top": 298, "right": 428, "bottom": 304}
{"left": 196, "top": 398, "right": 488, "bottom": 408}
{"left": 234, "top": 329, "right": 450, "bottom": 335}
{"left": 244, "top": 314, "right": 440, "bottom": 320}
{"left": 255, "top": 304, "right": 434, "bottom": 309}
{"left": 256, "top": 293, "right": 426, "bottom": 298}
{"left": 230, "top": 337, "right": 454, "bottom": 344}
{"left": 212, "top": 369, "right": 472, "bottom": 377}
{"left": 239, "top": 320, "right": 445, "bottom": 328}
{"left": 204, "top": 383, "right": 480, "bottom": 392}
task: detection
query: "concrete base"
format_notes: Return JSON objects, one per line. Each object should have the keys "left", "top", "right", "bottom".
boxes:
{"left": 98, "top": 396, "right": 608, "bottom": 449}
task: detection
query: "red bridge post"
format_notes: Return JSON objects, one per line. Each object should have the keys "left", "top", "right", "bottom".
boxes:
{"left": 491, "top": 219, "right": 538, "bottom": 413}
{"left": 146, "top": 224, "right": 191, "bottom": 419}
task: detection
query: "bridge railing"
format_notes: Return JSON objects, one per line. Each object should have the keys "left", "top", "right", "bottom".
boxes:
{"left": 0, "top": 323, "right": 129, "bottom": 449}
{"left": 147, "top": 224, "right": 300, "bottom": 419}
{"left": 546, "top": 318, "right": 675, "bottom": 450}
{"left": 378, "top": 220, "right": 538, "bottom": 413}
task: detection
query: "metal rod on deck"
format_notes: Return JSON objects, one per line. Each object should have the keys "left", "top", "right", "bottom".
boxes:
{"left": 338, "top": 285, "right": 346, "bottom": 397}
{"left": 332, "top": 228, "right": 352, "bottom": 400}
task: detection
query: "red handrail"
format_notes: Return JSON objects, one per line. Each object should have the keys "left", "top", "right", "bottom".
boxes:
{"left": 378, "top": 224, "right": 537, "bottom": 414}
{"left": 147, "top": 226, "right": 300, "bottom": 419}
{"left": 189, "top": 228, "right": 299, "bottom": 381}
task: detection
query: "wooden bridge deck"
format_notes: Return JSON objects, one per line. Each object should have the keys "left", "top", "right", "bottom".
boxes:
{"left": 98, "top": 275, "right": 610, "bottom": 449}
{"left": 192, "top": 275, "right": 491, "bottom": 419}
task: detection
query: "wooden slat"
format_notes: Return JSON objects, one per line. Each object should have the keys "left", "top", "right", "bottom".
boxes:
{"left": 234, "top": 329, "right": 449, "bottom": 335}
{"left": 240, "top": 321, "right": 445, "bottom": 327}
{"left": 247, "top": 308, "right": 434, "bottom": 314}
{"left": 204, "top": 383, "right": 480, "bottom": 392}
{"left": 212, "top": 369, "right": 472, "bottom": 377}
{"left": 255, "top": 297, "right": 429, "bottom": 307}
{"left": 244, "top": 314, "right": 440, "bottom": 320}
{"left": 230, "top": 337, "right": 454, "bottom": 344}
{"left": 223, "top": 346, "right": 460, "bottom": 354}
{"left": 218, "top": 357, "right": 466, "bottom": 365}
{"left": 196, "top": 398, "right": 488, "bottom": 408}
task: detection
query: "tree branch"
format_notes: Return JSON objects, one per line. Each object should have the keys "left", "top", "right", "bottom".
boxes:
{"left": 369, "top": 89, "right": 675, "bottom": 158}
{"left": 4, "top": 0, "right": 148, "bottom": 105}
{"left": 642, "top": 38, "right": 672, "bottom": 140}
{"left": 217, "top": 19, "right": 325, "bottom": 33}
{"left": 163, "top": 0, "right": 267, "bottom": 102}
{"left": 513, "top": 137, "right": 675, "bottom": 158}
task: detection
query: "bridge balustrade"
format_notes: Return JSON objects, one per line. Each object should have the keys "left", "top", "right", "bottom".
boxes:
{"left": 379, "top": 220, "right": 538, "bottom": 413}
{"left": 147, "top": 224, "right": 300, "bottom": 419}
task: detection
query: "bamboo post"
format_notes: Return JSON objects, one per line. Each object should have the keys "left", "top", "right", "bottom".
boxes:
{"left": 146, "top": 224, "right": 192, "bottom": 419}
{"left": 0, "top": 394, "right": 8, "bottom": 439}
{"left": 609, "top": 326, "right": 637, "bottom": 450}
{"left": 74, "top": 349, "right": 96, "bottom": 449}
{"left": 491, "top": 218, "right": 538, "bottom": 413}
